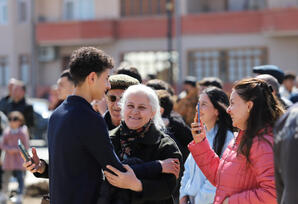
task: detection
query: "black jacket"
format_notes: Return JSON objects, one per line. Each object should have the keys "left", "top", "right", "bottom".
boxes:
{"left": 103, "top": 111, "right": 117, "bottom": 131}
{"left": 166, "top": 112, "right": 193, "bottom": 164}
{"left": 47, "top": 96, "right": 125, "bottom": 204}
{"left": 4, "top": 97, "right": 34, "bottom": 128}
{"left": 274, "top": 103, "right": 298, "bottom": 204}
{"left": 110, "top": 124, "right": 182, "bottom": 204}
{"left": 0, "top": 95, "right": 10, "bottom": 113}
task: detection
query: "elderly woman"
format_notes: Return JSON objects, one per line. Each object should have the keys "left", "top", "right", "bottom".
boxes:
{"left": 103, "top": 84, "right": 182, "bottom": 204}
{"left": 189, "top": 78, "right": 284, "bottom": 204}
{"left": 102, "top": 74, "right": 140, "bottom": 130}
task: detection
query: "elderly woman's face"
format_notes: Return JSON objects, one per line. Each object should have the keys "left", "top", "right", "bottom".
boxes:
{"left": 124, "top": 92, "right": 155, "bottom": 130}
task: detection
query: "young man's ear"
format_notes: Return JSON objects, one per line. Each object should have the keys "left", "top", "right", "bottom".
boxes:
{"left": 87, "top": 72, "right": 97, "bottom": 85}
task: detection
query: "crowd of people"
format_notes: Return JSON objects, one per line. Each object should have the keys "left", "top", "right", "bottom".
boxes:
{"left": 0, "top": 46, "right": 296, "bottom": 204}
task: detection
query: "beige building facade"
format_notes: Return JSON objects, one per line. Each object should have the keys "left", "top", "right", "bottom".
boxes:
{"left": 1, "top": 0, "right": 298, "bottom": 96}
{"left": 0, "top": 0, "right": 33, "bottom": 96}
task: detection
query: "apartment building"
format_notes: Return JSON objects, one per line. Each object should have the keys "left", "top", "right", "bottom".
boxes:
{"left": 0, "top": 0, "right": 33, "bottom": 96}
{"left": 1, "top": 0, "right": 298, "bottom": 96}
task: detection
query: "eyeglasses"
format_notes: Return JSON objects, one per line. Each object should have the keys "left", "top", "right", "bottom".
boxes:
{"left": 106, "top": 94, "right": 122, "bottom": 103}
{"left": 8, "top": 117, "right": 20, "bottom": 122}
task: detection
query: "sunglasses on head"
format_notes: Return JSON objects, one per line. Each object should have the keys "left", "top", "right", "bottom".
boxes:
{"left": 8, "top": 117, "right": 20, "bottom": 122}
{"left": 106, "top": 94, "right": 122, "bottom": 102}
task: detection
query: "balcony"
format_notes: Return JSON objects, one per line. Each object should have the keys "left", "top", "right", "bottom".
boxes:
{"left": 36, "top": 7, "right": 298, "bottom": 45}
{"left": 36, "top": 20, "right": 116, "bottom": 46}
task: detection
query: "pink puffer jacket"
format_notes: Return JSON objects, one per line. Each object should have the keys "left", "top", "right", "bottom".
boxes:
{"left": 188, "top": 130, "right": 277, "bottom": 204}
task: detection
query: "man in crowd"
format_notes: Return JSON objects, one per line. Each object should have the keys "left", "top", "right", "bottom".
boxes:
{"left": 174, "top": 76, "right": 198, "bottom": 126}
{"left": 0, "top": 78, "right": 17, "bottom": 113}
{"left": 4, "top": 80, "right": 34, "bottom": 130}
{"left": 279, "top": 72, "right": 297, "bottom": 99}
{"left": 36, "top": 47, "right": 127, "bottom": 204}
{"left": 102, "top": 74, "right": 139, "bottom": 130}
{"left": 52, "top": 69, "right": 75, "bottom": 109}
{"left": 274, "top": 103, "right": 298, "bottom": 204}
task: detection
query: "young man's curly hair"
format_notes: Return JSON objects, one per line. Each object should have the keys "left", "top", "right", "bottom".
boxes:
{"left": 69, "top": 47, "right": 114, "bottom": 86}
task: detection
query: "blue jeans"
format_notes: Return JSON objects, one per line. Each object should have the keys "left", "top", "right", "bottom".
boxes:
{"left": 2, "top": 170, "right": 24, "bottom": 195}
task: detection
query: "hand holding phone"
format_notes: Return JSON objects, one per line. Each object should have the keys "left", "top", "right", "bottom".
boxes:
{"left": 18, "top": 139, "right": 31, "bottom": 162}
{"left": 191, "top": 122, "right": 206, "bottom": 143}
{"left": 21, "top": 146, "right": 46, "bottom": 174}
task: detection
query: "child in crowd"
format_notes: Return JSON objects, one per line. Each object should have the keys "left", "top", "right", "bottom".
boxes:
{"left": 0, "top": 111, "right": 29, "bottom": 203}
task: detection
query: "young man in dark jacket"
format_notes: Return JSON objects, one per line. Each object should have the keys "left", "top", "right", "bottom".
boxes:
{"left": 46, "top": 47, "right": 127, "bottom": 204}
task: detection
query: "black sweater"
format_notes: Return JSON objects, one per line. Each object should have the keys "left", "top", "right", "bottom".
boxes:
{"left": 47, "top": 95, "right": 125, "bottom": 204}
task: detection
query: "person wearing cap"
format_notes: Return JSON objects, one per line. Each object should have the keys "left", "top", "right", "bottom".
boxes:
{"left": 102, "top": 74, "right": 139, "bottom": 130}
{"left": 253, "top": 65, "right": 285, "bottom": 84}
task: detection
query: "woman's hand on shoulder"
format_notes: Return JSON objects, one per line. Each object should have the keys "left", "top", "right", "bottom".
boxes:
{"left": 104, "top": 164, "right": 143, "bottom": 192}
{"left": 191, "top": 121, "right": 206, "bottom": 143}
{"left": 160, "top": 158, "right": 180, "bottom": 179}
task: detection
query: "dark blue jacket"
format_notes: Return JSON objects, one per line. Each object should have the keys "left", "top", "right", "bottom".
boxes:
{"left": 48, "top": 95, "right": 125, "bottom": 204}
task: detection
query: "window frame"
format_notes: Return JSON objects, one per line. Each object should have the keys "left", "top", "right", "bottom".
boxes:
{"left": 187, "top": 47, "right": 267, "bottom": 83}
{"left": 0, "top": 56, "right": 9, "bottom": 86}
{"left": 0, "top": 0, "right": 8, "bottom": 25}
{"left": 63, "top": 0, "right": 94, "bottom": 21}
{"left": 19, "top": 55, "right": 30, "bottom": 84}
{"left": 17, "top": 0, "right": 28, "bottom": 23}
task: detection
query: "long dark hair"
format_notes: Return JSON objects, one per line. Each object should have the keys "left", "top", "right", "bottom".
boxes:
{"left": 234, "top": 78, "right": 284, "bottom": 162}
{"left": 203, "top": 87, "right": 233, "bottom": 156}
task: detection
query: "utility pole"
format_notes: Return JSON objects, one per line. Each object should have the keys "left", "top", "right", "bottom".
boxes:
{"left": 30, "top": 0, "right": 37, "bottom": 97}
{"left": 175, "top": 0, "right": 182, "bottom": 92}
{"left": 166, "top": 0, "right": 174, "bottom": 85}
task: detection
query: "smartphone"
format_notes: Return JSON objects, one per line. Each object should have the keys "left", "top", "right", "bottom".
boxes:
{"left": 18, "top": 139, "right": 31, "bottom": 162}
{"left": 197, "top": 103, "right": 200, "bottom": 124}
{"left": 197, "top": 103, "right": 201, "bottom": 134}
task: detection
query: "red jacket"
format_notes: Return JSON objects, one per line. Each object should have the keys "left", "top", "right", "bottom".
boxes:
{"left": 188, "top": 130, "right": 277, "bottom": 204}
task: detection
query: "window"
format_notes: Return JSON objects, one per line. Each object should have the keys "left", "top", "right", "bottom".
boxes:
{"left": 188, "top": 48, "right": 267, "bottom": 82}
{"left": 121, "top": 0, "right": 174, "bottom": 17}
{"left": 17, "top": 0, "right": 27, "bottom": 23}
{"left": 0, "top": 57, "right": 9, "bottom": 86}
{"left": 19, "top": 55, "right": 30, "bottom": 84}
{"left": 65, "top": 1, "right": 74, "bottom": 20}
{"left": 63, "top": 0, "right": 94, "bottom": 20}
{"left": 0, "top": 0, "right": 7, "bottom": 24}
{"left": 186, "top": 0, "right": 267, "bottom": 13}
{"left": 122, "top": 51, "right": 178, "bottom": 81}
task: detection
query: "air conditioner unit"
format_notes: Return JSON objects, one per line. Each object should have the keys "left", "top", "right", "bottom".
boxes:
{"left": 39, "top": 47, "right": 57, "bottom": 62}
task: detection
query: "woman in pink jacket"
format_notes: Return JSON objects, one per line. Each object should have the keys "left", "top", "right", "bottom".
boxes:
{"left": 189, "top": 78, "right": 284, "bottom": 204}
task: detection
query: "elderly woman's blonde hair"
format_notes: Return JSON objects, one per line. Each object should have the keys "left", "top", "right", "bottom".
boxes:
{"left": 120, "top": 84, "right": 165, "bottom": 131}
